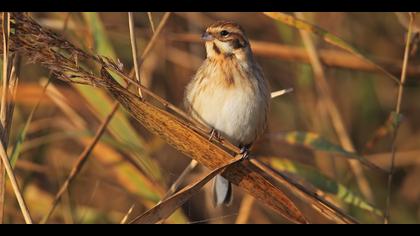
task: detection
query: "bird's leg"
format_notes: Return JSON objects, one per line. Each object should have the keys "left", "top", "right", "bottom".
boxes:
{"left": 239, "top": 144, "right": 251, "bottom": 161}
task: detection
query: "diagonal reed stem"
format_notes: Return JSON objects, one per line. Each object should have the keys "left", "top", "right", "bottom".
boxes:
{"left": 147, "top": 12, "right": 156, "bottom": 33}
{"left": 128, "top": 12, "right": 143, "bottom": 98}
{"left": 384, "top": 12, "right": 415, "bottom": 224}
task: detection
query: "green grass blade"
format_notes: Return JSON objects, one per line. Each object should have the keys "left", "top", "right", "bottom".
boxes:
{"left": 9, "top": 116, "right": 31, "bottom": 167}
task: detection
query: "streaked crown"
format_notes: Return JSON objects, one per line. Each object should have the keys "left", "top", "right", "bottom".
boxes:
{"left": 202, "top": 21, "right": 250, "bottom": 56}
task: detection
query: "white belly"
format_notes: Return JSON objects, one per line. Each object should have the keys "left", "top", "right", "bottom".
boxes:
{"left": 188, "top": 82, "right": 266, "bottom": 146}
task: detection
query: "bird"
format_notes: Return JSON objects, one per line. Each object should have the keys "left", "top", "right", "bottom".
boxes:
{"left": 184, "top": 20, "right": 271, "bottom": 206}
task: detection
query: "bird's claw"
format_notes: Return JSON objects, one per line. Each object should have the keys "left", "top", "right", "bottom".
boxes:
{"left": 208, "top": 128, "right": 221, "bottom": 142}
{"left": 239, "top": 146, "right": 250, "bottom": 161}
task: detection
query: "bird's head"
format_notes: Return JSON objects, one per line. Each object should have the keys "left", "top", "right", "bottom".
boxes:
{"left": 201, "top": 21, "right": 251, "bottom": 59}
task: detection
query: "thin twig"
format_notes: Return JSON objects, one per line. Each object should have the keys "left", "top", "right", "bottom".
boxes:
{"left": 128, "top": 12, "right": 143, "bottom": 98}
{"left": 384, "top": 12, "right": 415, "bottom": 224}
{"left": 0, "top": 13, "right": 9, "bottom": 128}
{"left": 147, "top": 12, "right": 156, "bottom": 33}
{"left": 120, "top": 203, "right": 136, "bottom": 224}
{"left": 271, "top": 88, "right": 294, "bottom": 99}
{"left": 235, "top": 195, "right": 255, "bottom": 224}
{"left": 0, "top": 143, "right": 33, "bottom": 223}
{"left": 159, "top": 160, "right": 198, "bottom": 203}
{"left": 138, "top": 12, "right": 171, "bottom": 67}
{"left": 295, "top": 12, "right": 375, "bottom": 203}
{"left": 0, "top": 12, "right": 10, "bottom": 223}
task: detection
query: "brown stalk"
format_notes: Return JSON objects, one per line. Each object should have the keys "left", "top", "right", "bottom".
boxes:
{"left": 368, "top": 150, "right": 420, "bottom": 169}
{"left": 295, "top": 12, "right": 374, "bottom": 203}
{"left": 129, "top": 155, "right": 243, "bottom": 224}
{"left": 159, "top": 160, "right": 198, "bottom": 203}
{"left": 138, "top": 12, "right": 171, "bottom": 68}
{"left": 0, "top": 12, "right": 8, "bottom": 223}
{"left": 147, "top": 12, "right": 156, "bottom": 33}
{"left": 0, "top": 12, "right": 33, "bottom": 224}
{"left": 235, "top": 195, "right": 255, "bottom": 224}
{"left": 120, "top": 204, "right": 135, "bottom": 224}
{"left": 384, "top": 12, "right": 415, "bottom": 224}
{"left": 128, "top": 12, "right": 143, "bottom": 98}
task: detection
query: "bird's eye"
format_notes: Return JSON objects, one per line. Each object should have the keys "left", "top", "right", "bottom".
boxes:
{"left": 220, "top": 30, "right": 229, "bottom": 37}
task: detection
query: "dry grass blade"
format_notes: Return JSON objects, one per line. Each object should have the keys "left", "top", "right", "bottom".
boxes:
{"left": 384, "top": 12, "right": 416, "bottom": 224}
{"left": 0, "top": 12, "right": 8, "bottom": 223}
{"left": 0, "top": 13, "right": 10, "bottom": 131}
{"left": 295, "top": 12, "right": 375, "bottom": 203}
{"left": 0, "top": 145, "right": 33, "bottom": 223}
{"left": 159, "top": 160, "right": 198, "bottom": 203}
{"left": 138, "top": 12, "right": 171, "bottom": 67}
{"left": 263, "top": 12, "right": 400, "bottom": 84}
{"left": 147, "top": 12, "right": 156, "bottom": 33}
{"left": 40, "top": 102, "right": 120, "bottom": 224}
{"left": 235, "top": 195, "right": 255, "bottom": 224}
{"left": 368, "top": 150, "right": 420, "bottom": 168}
{"left": 0, "top": 12, "right": 33, "bottom": 224}
{"left": 271, "top": 88, "right": 293, "bottom": 99}
{"left": 129, "top": 156, "right": 242, "bottom": 224}
{"left": 120, "top": 204, "right": 135, "bottom": 224}
{"left": 128, "top": 12, "right": 142, "bottom": 98}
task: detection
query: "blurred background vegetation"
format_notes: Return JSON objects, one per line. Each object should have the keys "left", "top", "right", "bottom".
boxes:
{"left": 1, "top": 12, "right": 419, "bottom": 223}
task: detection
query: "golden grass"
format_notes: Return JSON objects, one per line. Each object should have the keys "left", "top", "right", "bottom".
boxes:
{"left": 0, "top": 13, "right": 419, "bottom": 223}
{"left": 1, "top": 12, "right": 313, "bottom": 224}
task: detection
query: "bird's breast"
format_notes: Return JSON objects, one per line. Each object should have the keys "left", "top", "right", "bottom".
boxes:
{"left": 187, "top": 64, "right": 268, "bottom": 146}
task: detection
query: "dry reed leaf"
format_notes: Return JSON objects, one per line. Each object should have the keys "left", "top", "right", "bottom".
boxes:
{"left": 129, "top": 156, "right": 242, "bottom": 224}
{"left": 100, "top": 68, "right": 307, "bottom": 224}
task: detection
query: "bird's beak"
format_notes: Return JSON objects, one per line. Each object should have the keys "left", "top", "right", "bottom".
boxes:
{"left": 201, "top": 32, "right": 214, "bottom": 41}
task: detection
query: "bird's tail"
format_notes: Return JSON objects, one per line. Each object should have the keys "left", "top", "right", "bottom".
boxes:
{"left": 212, "top": 175, "right": 233, "bottom": 206}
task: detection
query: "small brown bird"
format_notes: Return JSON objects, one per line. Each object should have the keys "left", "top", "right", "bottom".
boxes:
{"left": 184, "top": 21, "right": 271, "bottom": 206}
